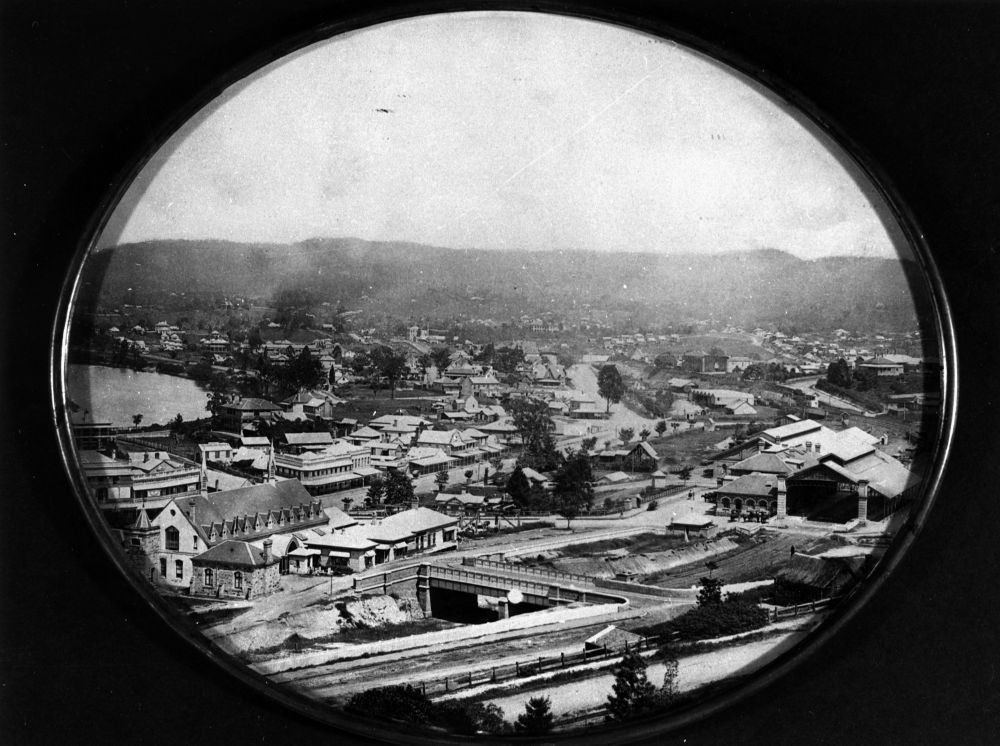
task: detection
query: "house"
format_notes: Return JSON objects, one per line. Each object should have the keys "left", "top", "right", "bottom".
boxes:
{"left": 592, "top": 441, "right": 658, "bottom": 472}
{"left": 364, "top": 507, "right": 459, "bottom": 560}
{"left": 725, "top": 401, "right": 758, "bottom": 416}
{"left": 302, "top": 530, "right": 377, "bottom": 573}
{"left": 681, "top": 352, "right": 730, "bottom": 374}
{"left": 406, "top": 447, "right": 456, "bottom": 475}
{"left": 218, "top": 397, "right": 283, "bottom": 435}
{"left": 189, "top": 539, "right": 281, "bottom": 600}
{"left": 434, "top": 491, "right": 487, "bottom": 515}
{"left": 200, "top": 332, "right": 231, "bottom": 355}
{"left": 857, "top": 357, "right": 905, "bottom": 377}
{"left": 344, "top": 425, "right": 383, "bottom": 446}
{"left": 239, "top": 436, "right": 272, "bottom": 455}
{"left": 198, "top": 442, "right": 234, "bottom": 463}
{"left": 415, "top": 429, "right": 472, "bottom": 457}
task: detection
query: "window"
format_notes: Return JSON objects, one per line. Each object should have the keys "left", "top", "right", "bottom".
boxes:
{"left": 130, "top": 538, "right": 141, "bottom": 547}
{"left": 175, "top": 560, "right": 183, "bottom": 579}
{"left": 192, "top": 536, "right": 198, "bottom": 551}
{"left": 165, "top": 526, "right": 180, "bottom": 551}
{"left": 234, "top": 571, "right": 243, "bottom": 590}
{"left": 159, "top": 558, "right": 167, "bottom": 577}
{"left": 204, "top": 568, "right": 214, "bottom": 586}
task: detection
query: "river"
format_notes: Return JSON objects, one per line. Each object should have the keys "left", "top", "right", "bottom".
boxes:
{"left": 66, "top": 364, "right": 210, "bottom": 428}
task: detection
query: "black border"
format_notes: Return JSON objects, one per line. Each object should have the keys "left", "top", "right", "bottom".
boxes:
{"left": 4, "top": 2, "right": 1000, "bottom": 745}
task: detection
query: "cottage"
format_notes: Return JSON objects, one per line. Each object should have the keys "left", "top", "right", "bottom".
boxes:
{"left": 190, "top": 539, "right": 281, "bottom": 600}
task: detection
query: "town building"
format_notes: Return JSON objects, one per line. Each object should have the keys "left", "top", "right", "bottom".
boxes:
{"left": 217, "top": 397, "right": 283, "bottom": 435}
{"left": 273, "top": 441, "right": 378, "bottom": 495}
{"left": 189, "top": 539, "right": 281, "bottom": 600}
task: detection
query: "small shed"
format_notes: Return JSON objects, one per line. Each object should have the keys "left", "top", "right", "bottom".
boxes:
{"left": 584, "top": 625, "right": 646, "bottom": 653}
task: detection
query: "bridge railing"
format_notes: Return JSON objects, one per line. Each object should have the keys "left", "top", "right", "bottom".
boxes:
{"left": 463, "top": 557, "right": 593, "bottom": 586}
{"left": 424, "top": 565, "right": 554, "bottom": 597}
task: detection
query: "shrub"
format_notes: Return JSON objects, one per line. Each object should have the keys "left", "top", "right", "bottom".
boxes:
{"left": 665, "top": 596, "right": 769, "bottom": 641}
{"left": 647, "top": 499, "right": 658, "bottom": 511}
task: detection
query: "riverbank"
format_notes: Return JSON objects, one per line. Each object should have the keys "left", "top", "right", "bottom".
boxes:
{"left": 67, "top": 363, "right": 212, "bottom": 428}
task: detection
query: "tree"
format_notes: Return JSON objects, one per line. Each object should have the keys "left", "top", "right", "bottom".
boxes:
{"left": 346, "top": 685, "right": 436, "bottom": 726}
{"left": 493, "top": 346, "right": 525, "bottom": 380}
{"left": 132, "top": 413, "right": 143, "bottom": 428}
{"left": 677, "top": 465, "right": 692, "bottom": 484}
{"left": 464, "top": 469, "right": 474, "bottom": 484}
{"left": 597, "top": 364, "right": 625, "bottom": 413}
{"left": 366, "top": 476, "right": 385, "bottom": 507}
{"left": 383, "top": 470, "right": 415, "bottom": 505}
{"left": 372, "top": 347, "right": 408, "bottom": 399}
{"left": 656, "top": 649, "right": 680, "bottom": 706}
{"left": 696, "top": 576, "right": 723, "bottom": 607}
{"left": 826, "top": 357, "right": 853, "bottom": 388}
{"left": 342, "top": 496, "right": 354, "bottom": 513}
{"left": 429, "top": 346, "right": 451, "bottom": 371}
{"left": 605, "top": 651, "right": 658, "bottom": 723}
{"left": 581, "top": 436, "right": 598, "bottom": 452}
{"left": 655, "top": 420, "right": 667, "bottom": 437}
{"left": 639, "top": 426, "right": 651, "bottom": 440}
{"left": 619, "top": 426, "right": 635, "bottom": 443}
{"left": 435, "top": 469, "right": 450, "bottom": 491}
{"left": 554, "top": 449, "right": 593, "bottom": 507}
{"left": 506, "top": 466, "right": 534, "bottom": 508}
{"left": 515, "top": 696, "right": 554, "bottom": 734}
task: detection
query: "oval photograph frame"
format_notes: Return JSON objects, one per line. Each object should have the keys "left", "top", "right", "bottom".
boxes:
{"left": 50, "top": 6, "right": 956, "bottom": 745}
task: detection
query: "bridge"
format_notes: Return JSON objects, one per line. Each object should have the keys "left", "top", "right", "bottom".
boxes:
{"left": 352, "top": 561, "right": 628, "bottom": 619}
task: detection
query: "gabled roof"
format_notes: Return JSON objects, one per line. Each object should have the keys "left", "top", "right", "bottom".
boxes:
{"left": 730, "top": 452, "right": 795, "bottom": 475}
{"left": 350, "top": 426, "right": 382, "bottom": 439}
{"left": 631, "top": 441, "right": 658, "bottom": 459}
{"left": 184, "top": 479, "right": 317, "bottom": 530}
{"left": 365, "top": 507, "right": 458, "bottom": 542}
{"left": 417, "top": 430, "right": 463, "bottom": 446}
{"left": 283, "top": 432, "right": 335, "bottom": 446}
{"left": 323, "top": 505, "right": 358, "bottom": 530}
{"left": 223, "top": 398, "right": 282, "bottom": 412}
{"left": 715, "top": 472, "right": 779, "bottom": 497}
{"left": 193, "top": 540, "right": 277, "bottom": 568}
{"left": 305, "top": 531, "right": 377, "bottom": 551}
{"left": 760, "top": 419, "right": 823, "bottom": 442}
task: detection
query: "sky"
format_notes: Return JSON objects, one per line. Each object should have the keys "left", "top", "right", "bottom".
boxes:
{"left": 103, "top": 12, "right": 907, "bottom": 260}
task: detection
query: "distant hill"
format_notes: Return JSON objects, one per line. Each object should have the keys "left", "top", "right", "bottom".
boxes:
{"left": 78, "top": 238, "right": 930, "bottom": 331}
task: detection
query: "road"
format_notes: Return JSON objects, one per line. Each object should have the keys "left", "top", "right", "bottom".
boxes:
{"left": 566, "top": 364, "right": 698, "bottom": 439}
{"left": 783, "top": 376, "right": 866, "bottom": 413}
{"left": 486, "top": 624, "right": 814, "bottom": 721}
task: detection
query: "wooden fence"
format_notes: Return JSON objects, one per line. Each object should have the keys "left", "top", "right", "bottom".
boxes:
{"left": 411, "top": 597, "right": 840, "bottom": 698}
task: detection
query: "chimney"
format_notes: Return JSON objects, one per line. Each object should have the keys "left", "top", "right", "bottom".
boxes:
{"left": 805, "top": 441, "right": 812, "bottom": 453}
{"left": 815, "top": 443, "right": 821, "bottom": 453}
{"left": 857, "top": 479, "right": 869, "bottom": 524}
{"left": 263, "top": 538, "right": 273, "bottom": 563}
{"left": 776, "top": 474, "right": 788, "bottom": 520}
{"left": 188, "top": 498, "right": 196, "bottom": 523}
